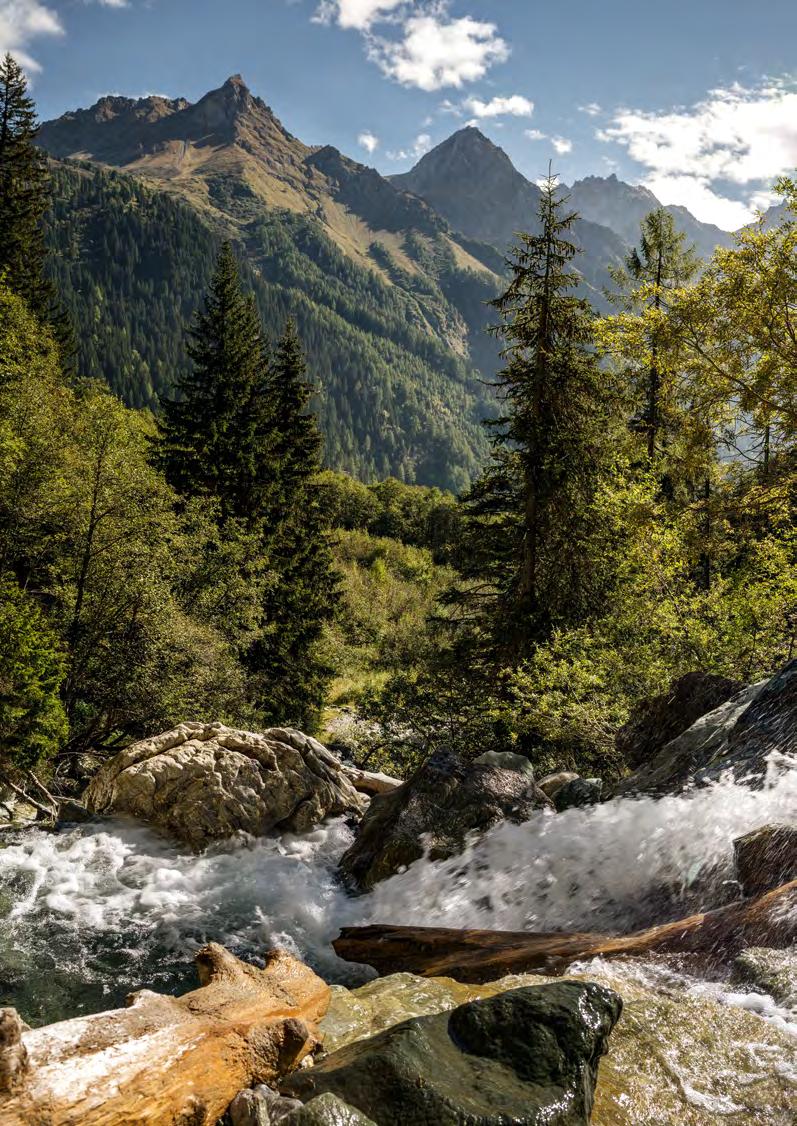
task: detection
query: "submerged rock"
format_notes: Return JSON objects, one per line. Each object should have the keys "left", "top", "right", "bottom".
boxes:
{"left": 615, "top": 671, "right": 743, "bottom": 771}
{"left": 613, "top": 659, "right": 797, "bottom": 797}
{"left": 321, "top": 968, "right": 797, "bottom": 1125}
{"left": 84, "top": 722, "right": 366, "bottom": 850}
{"left": 733, "top": 824, "right": 797, "bottom": 896}
{"left": 286, "top": 981, "right": 621, "bottom": 1125}
{"left": 538, "top": 771, "right": 580, "bottom": 801}
{"left": 338, "top": 747, "right": 552, "bottom": 891}
{"left": 553, "top": 776, "right": 602, "bottom": 812}
{"left": 732, "top": 946, "right": 797, "bottom": 1009}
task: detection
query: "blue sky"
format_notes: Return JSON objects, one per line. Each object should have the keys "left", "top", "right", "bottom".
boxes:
{"left": 4, "top": 1, "right": 797, "bottom": 228}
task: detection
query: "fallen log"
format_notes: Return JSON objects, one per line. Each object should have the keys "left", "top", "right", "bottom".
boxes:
{"left": 0, "top": 943, "right": 330, "bottom": 1126}
{"left": 334, "top": 880, "right": 797, "bottom": 983}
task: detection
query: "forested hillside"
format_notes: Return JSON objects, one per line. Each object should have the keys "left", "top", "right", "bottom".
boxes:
{"left": 46, "top": 161, "right": 495, "bottom": 490}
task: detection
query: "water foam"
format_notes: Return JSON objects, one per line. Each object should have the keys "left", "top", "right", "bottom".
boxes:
{"left": 0, "top": 758, "right": 794, "bottom": 1024}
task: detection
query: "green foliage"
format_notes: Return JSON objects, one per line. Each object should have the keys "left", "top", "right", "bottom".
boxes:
{"left": 0, "top": 573, "right": 67, "bottom": 770}
{"left": 0, "top": 54, "right": 60, "bottom": 336}
{"left": 449, "top": 176, "right": 627, "bottom": 663}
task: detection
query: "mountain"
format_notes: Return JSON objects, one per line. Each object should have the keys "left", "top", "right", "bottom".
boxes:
{"left": 567, "top": 174, "right": 734, "bottom": 260}
{"left": 41, "top": 78, "right": 509, "bottom": 491}
{"left": 391, "top": 127, "right": 629, "bottom": 307}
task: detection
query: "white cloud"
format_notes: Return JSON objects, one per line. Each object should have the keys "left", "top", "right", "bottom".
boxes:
{"left": 523, "top": 129, "right": 572, "bottom": 155}
{"left": 358, "top": 129, "right": 379, "bottom": 153}
{"left": 463, "top": 93, "right": 532, "bottom": 119}
{"left": 369, "top": 13, "right": 509, "bottom": 92}
{"left": 600, "top": 78, "right": 797, "bottom": 228}
{"left": 0, "top": 0, "right": 63, "bottom": 70}
{"left": 387, "top": 130, "right": 432, "bottom": 161}
{"left": 314, "top": 0, "right": 405, "bottom": 31}
{"left": 579, "top": 102, "right": 602, "bottom": 117}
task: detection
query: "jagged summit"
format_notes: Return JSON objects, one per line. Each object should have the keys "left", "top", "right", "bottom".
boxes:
{"left": 38, "top": 74, "right": 298, "bottom": 167}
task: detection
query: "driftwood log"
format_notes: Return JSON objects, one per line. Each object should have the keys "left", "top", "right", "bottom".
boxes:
{"left": 334, "top": 880, "right": 797, "bottom": 983}
{"left": 0, "top": 943, "right": 330, "bottom": 1126}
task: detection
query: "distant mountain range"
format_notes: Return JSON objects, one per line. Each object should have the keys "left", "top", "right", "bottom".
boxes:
{"left": 38, "top": 76, "right": 743, "bottom": 489}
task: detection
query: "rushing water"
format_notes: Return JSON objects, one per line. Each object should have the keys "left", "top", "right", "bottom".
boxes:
{"left": 0, "top": 759, "right": 795, "bottom": 1027}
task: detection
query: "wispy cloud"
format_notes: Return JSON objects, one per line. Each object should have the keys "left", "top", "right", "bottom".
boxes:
{"left": 387, "top": 130, "right": 432, "bottom": 161}
{"left": 579, "top": 102, "right": 602, "bottom": 117}
{"left": 598, "top": 78, "right": 797, "bottom": 227}
{"left": 314, "top": 0, "right": 405, "bottom": 32}
{"left": 358, "top": 129, "right": 380, "bottom": 153}
{"left": 0, "top": 0, "right": 129, "bottom": 72}
{"left": 524, "top": 127, "right": 573, "bottom": 155}
{"left": 0, "top": 0, "right": 63, "bottom": 70}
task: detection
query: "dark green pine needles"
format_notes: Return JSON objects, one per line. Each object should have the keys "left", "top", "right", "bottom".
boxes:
{"left": 159, "top": 243, "right": 338, "bottom": 726}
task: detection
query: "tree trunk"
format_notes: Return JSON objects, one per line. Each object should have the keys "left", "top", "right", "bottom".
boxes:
{"left": 334, "top": 880, "right": 797, "bottom": 983}
{"left": 0, "top": 943, "right": 330, "bottom": 1126}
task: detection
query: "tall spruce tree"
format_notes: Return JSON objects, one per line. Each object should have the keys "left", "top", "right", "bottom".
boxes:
{"left": 450, "top": 175, "right": 623, "bottom": 662}
{"left": 250, "top": 319, "right": 338, "bottom": 726}
{"left": 158, "top": 242, "right": 274, "bottom": 527}
{"left": 608, "top": 208, "right": 699, "bottom": 461}
{"left": 0, "top": 53, "right": 59, "bottom": 332}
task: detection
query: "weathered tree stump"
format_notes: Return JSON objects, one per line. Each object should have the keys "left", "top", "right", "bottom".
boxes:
{"left": 334, "top": 880, "right": 797, "bottom": 983}
{"left": 0, "top": 943, "right": 330, "bottom": 1126}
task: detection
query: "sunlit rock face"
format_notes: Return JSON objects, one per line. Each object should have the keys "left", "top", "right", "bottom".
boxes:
{"left": 338, "top": 748, "right": 553, "bottom": 892}
{"left": 84, "top": 722, "right": 366, "bottom": 850}
{"left": 614, "top": 659, "right": 797, "bottom": 798}
{"left": 321, "top": 968, "right": 797, "bottom": 1126}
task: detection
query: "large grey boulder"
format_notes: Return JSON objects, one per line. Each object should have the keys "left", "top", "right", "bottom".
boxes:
{"left": 284, "top": 982, "right": 622, "bottom": 1125}
{"left": 733, "top": 824, "right": 797, "bottom": 897}
{"left": 338, "top": 748, "right": 552, "bottom": 891}
{"left": 84, "top": 722, "right": 366, "bottom": 850}
{"left": 612, "top": 660, "right": 797, "bottom": 797}
{"left": 615, "top": 671, "right": 743, "bottom": 771}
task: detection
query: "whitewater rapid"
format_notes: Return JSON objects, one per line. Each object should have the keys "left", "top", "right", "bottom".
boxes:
{"left": 0, "top": 758, "right": 795, "bottom": 1025}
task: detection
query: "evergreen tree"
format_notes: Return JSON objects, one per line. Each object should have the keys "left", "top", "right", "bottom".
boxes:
{"left": 0, "top": 53, "right": 60, "bottom": 332}
{"left": 608, "top": 208, "right": 699, "bottom": 461}
{"left": 450, "top": 175, "right": 624, "bottom": 662}
{"left": 250, "top": 320, "right": 339, "bottom": 726}
{"left": 158, "top": 242, "right": 274, "bottom": 527}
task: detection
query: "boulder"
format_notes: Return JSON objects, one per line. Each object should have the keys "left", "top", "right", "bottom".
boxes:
{"left": 733, "top": 823, "right": 797, "bottom": 897}
{"left": 284, "top": 982, "right": 621, "bottom": 1125}
{"left": 611, "top": 660, "right": 797, "bottom": 797}
{"left": 84, "top": 722, "right": 366, "bottom": 850}
{"left": 732, "top": 947, "right": 797, "bottom": 1009}
{"left": 553, "top": 776, "right": 602, "bottom": 812}
{"left": 321, "top": 969, "right": 797, "bottom": 1125}
{"left": 615, "top": 672, "right": 743, "bottom": 770}
{"left": 282, "top": 1094, "right": 376, "bottom": 1125}
{"left": 538, "top": 771, "right": 579, "bottom": 801}
{"left": 473, "top": 750, "right": 536, "bottom": 777}
{"left": 338, "top": 748, "right": 552, "bottom": 891}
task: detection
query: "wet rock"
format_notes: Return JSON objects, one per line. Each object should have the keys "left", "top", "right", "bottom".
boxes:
{"left": 733, "top": 823, "right": 797, "bottom": 896}
{"left": 321, "top": 968, "right": 797, "bottom": 1125}
{"left": 611, "top": 660, "right": 797, "bottom": 797}
{"left": 616, "top": 672, "right": 743, "bottom": 771}
{"left": 537, "top": 771, "right": 579, "bottom": 801}
{"left": 84, "top": 722, "right": 366, "bottom": 850}
{"left": 553, "top": 776, "right": 602, "bottom": 811}
{"left": 227, "top": 1084, "right": 306, "bottom": 1125}
{"left": 286, "top": 982, "right": 621, "bottom": 1125}
{"left": 282, "top": 1093, "right": 376, "bottom": 1125}
{"left": 55, "top": 798, "right": 94, "bottom": 825}
{"left": 732, "top": 947, "right": 797, "bottom": 1008}
{"left": 473, "top": 750, "right": 536, "bottom": 777}
{"left": 338, "top": 748, "right": 552, "bottom": 891}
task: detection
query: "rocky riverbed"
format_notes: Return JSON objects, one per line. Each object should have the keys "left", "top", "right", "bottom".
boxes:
{"left": 1, "top": 666, "right": 796, "bottom": 1123}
